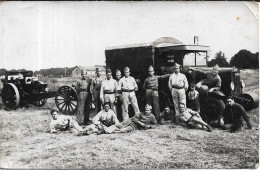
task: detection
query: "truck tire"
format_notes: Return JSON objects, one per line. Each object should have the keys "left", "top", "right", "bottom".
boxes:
{"left": 202, "top": 97, "right": 225, "bottom": 122}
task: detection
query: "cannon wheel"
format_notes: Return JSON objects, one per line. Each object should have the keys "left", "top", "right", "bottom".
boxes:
{"left": 32, "top": 81, "right": 47, "bottom": 107}
{"left": 55, "top": 85, "right": 78, "bottom": 115}
{"left": 1, "top": 83, "right": 20, "bottom": 109}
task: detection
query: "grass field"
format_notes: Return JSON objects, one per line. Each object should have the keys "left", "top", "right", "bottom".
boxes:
{"left": 0, "top": 69, "right": 259, "bottom": 169}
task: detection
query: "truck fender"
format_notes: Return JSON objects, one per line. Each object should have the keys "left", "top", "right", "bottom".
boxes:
{"left": 208, "top": 90, "right": 225, "bottom": 97}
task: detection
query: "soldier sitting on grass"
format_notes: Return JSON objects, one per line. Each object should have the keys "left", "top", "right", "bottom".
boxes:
{"left": 82, "top": 102, "right": 120, "bottom": 135}
{"left": 178, "top": 103, "right": 213, "bottom": 132}
{"left": 115, "top": 104, "right": 157, "bottom": 133}
{"left": 50, "top": 109, "right": 85, "bottom": 134}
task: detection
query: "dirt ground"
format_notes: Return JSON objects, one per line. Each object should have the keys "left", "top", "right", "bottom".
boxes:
{"left": 0, "top": 69, "right": 259, "bottom": 169}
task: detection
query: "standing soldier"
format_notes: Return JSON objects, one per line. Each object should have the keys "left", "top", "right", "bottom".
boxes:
{"left": 143, "top": 65, "right": 169, "bottom": 123}
{"left": 115, "top": 69, "right": 123, "bottom": 122}
{"left": 168, "top": 63, "right": 188, "bottom": 122}
{"left": 75, "top": 69, "right": 88, "bottom": 124}
{"left": 119, "top": 67, "right": 140, "bottom": 121}
{"left": 100, "top": 69, "right": 117, "bottom": 113}
{"left": 90, "top": 67, "right": 104, "bottom": 115}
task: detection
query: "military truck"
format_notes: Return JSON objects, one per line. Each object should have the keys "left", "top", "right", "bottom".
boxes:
{"left": 105, "top": 37, "right": 259, "bottom": 122}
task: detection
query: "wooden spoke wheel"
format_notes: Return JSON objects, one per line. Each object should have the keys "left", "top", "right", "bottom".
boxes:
{"left": 1, "top": 83, "right": 20, "bottom": 109}
{"left": 55, "top": 85, "right": 78, "bottom": 115}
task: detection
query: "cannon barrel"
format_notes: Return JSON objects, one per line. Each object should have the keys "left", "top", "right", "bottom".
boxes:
{"left": 239, "top": 89, "right": 259, "bottom": 111}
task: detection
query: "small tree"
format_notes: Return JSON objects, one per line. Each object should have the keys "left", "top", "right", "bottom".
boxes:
{"left": 208, "top": 51, "right": 229, "bottom": 67}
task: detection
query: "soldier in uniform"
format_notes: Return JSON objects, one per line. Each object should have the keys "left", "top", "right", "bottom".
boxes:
{"left": 115, "top": 69, "right": 123, "bottom": 122}
{"left": 196, "top": 64, "right": 222, "bottom": 92}
{"left": 75, "top": 69, "right": 88, "bottom": 124}
{"left": 168, "top": 63, "right": 188, "bottom": 122}
{"left": 143, "top": 65, "right": 171, "bottom": 123}
{"left": 90, "top": 67, "right": 104, "bottom": 115}
{"left": 119, "top": 67, "right": 140, "bottom": 121}
{"left": 100, "top": 69, "right": 117, "bottom": 114}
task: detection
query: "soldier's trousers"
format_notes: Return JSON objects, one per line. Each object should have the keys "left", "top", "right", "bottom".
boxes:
{"left": 115, "top": 94, "right": 123, "bottom": 122}
{"left": 171, "top": 88, "right": 186, "bottom": 118}
{"left": 77, "top": 91, "right": 88, "bottom": 124}
{"left": 93, "top": 91, "right": 102, "bottom": 115}
{"left": 122, "top": 92, "right": 140, "bottom": 121}
{"left": 145, "top": 89, "right": 160, "bottom": 122}
{"left": 104, "top": 93, "right": 116, "bottom": 114}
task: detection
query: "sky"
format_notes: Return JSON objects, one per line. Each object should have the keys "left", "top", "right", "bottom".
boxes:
{"left": 0, "top": 1, "right": 258, "bottom": 71}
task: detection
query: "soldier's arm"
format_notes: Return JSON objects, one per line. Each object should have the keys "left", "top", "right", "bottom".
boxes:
{"left": 239, "top": 105, "right": 252, "bottom": 129}
{"left": 151, "top": 115, "right": 157, "bottom": 124}
{"left": 214, "top": 76, "right": 222, "bottom": 91}
{"left": 100, "top": 82, "right": 104, "bottom": 103}
{"left": 143, "top": 78, "right": 147, "bottom": 91}
{"left": 133, "top": 78, "right": 138, "bottom": 91}
{"left": 184, "top": 75, "right": 189, "bottom": 91}
{"left": 168, "top": 76, "right": 172, "bottom": 90}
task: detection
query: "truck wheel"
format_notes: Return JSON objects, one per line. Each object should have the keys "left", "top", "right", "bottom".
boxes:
{"left": 202, "top": 97, "right": 225, "bottom": 122}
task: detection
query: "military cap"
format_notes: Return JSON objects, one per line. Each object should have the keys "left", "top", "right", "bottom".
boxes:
{"left": 106, "top": 68, "right": 112, "bottom": 74}
{"left": 173, "top": 63, "right": 181, "bottom": 68}
{"left": 81, "top": 69, "right": 87, "bottom": 75}
{"left": 213, "top": 64, "right": 219, "bottom": 71}
{"left": 96, "top": 67, "right": 102, "bottom": 72}
{"left": 124, "top": 67, "right": 130, "bottom": 72}
{"left": 50, "top": 108, "right": 59, "bottom": 115}
{"left": 116, "top": 69, "right": 121, "bottom": 75}
{"left": 145, "top": 104, "right": 152, "bottom": 111}
{"left": 148, "top": 65, "right": 154, "bottom": 71}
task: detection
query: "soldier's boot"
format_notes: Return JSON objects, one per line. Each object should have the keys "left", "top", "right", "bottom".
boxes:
{"left": 206, "top": 125, "right": 213, "bottom": 132}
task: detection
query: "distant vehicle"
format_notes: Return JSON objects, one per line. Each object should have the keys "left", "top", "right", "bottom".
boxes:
{"left": 105, "top": 37, "right": 259, "bottom": 122}
{"left": 1, "top": 70, "right": 79, "bottom": 114}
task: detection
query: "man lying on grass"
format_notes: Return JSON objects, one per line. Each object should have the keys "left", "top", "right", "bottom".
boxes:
{"left": 178, "top": 103, "right": 213, "bottom": 132}
{"left": 115, "top": 104, "right": 157, "bottom": 133}
{"left": 50, "top": 109, "right": 85, "bottom": 133}
{"left": 82, "top": 102, "right": 120, "bottom": 135}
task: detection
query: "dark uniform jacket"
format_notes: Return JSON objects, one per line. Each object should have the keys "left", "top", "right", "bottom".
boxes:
{"left": 221, "top": 102, "right": 252, "bottom": 132}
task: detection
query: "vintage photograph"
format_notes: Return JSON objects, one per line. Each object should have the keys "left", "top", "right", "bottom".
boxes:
{"left": 0, "top": 1, "right": 259, "bottom": 169}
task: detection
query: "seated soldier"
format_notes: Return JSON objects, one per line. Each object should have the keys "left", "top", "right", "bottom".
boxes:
{"left": 196, "top": 64, "right": 221, "bottom": 93}
{"left": 219, "top": 96, "right": 252, "bottom": 133}
{"left": 83, "top": 102, "right": 120, "bottom": 135}
{"left": 50, "top": 109, "right": 84, "bottom": 133}
{"left": 116, "top": 104, "right": 157, "bottom": 133}
{"left": 178, "top": 103, "right": 213, "bottom": 132}
{"left": 160, "top": 106, "right": 175, "bottom": 123}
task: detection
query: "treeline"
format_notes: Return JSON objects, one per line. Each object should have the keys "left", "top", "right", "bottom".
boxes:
{"left": 0, "top": 68, "right": 28, "bottom": 76}
{"left": 34, "top": 67, "right": 75, "bottom": 77}
{"left": 208, "top": 49, "right": 259, "bottom": 69}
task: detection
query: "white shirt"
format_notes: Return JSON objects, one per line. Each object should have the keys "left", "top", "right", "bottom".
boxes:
{"left": 168, "top": 72, "right": 188, "bottom": 90}
{"left": 92, "top": 109, "right": 119, "bottom": 126}
{"left": 100, "top": 78, "right": 117, "bottom": 99}
{"left": 50, "top": 115, "right": 72, "bottom": 133}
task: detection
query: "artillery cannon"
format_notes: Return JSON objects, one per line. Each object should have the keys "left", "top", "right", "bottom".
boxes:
{"left": 1, "top": 71, "right": 78, "bottom": 114}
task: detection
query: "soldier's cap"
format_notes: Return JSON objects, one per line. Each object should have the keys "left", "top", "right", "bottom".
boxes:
{"left": 173, "top": 63, "right": 181, "bottom": 68}
{"left": 106, "top": 69, "right": 112, "bottom": 74}
{"left": 148, "top": 65, "right": 154, "bottom": 71}
{"left": 190, "top": 83, "right": 196, "bottom": 87}
{"left": 145, "top": 104, "right": 152, "bottom": 111}
{"left": 50, "top": 108, "right": 59, "bottom": 115}
{"left": 116, "top": 69, "right": 121, "bottom": 75}
{"left": 124, "top": 67, "right": 130, "bottom": 72}
{"left": 96, "top": 67, "right": 102, "bottom": 72}
{"left": 213, "top": 64, "right": 219, "bottom": 71}
{"left": 104, "top": 102, "right": 110, "bottom": 107}
{"left": 81, "top": 69, "right": 87, "bottom": 75}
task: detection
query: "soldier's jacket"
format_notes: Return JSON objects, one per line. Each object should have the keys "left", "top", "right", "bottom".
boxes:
{"left": 202, "top": 73, "right": 221, "bottom": 90}
{"left": 90, "top": 76, "right": 104, "bottom": 94}
{"left": 76, "top": 78, "right": 88, "bottom": 92}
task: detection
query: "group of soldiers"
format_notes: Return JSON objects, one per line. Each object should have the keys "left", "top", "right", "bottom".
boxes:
{"left": 50, "top": 63, "right": 253, "bottom": 135}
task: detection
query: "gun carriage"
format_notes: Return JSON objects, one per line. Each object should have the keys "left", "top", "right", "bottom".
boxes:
{"left": 1, "top": 71, "right": 78, "bottom": 114}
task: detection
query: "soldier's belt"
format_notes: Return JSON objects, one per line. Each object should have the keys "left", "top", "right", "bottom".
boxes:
{"left": 104, "top": 91, "right": 115, "bottom": 94}
{"left": 79, "top": 89, "right": 88, "bottom": 92}
{"left": 117, "top": 90, "right": 122, "bottom": 94}
{"left": 122, "top": 89, "right": 135, "bottom": 92}
{"left": 172, "top": 85, "right": 184, "bottom": 89}
{"left": 147, "top": 88, "right": 158, "bottom": 91}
